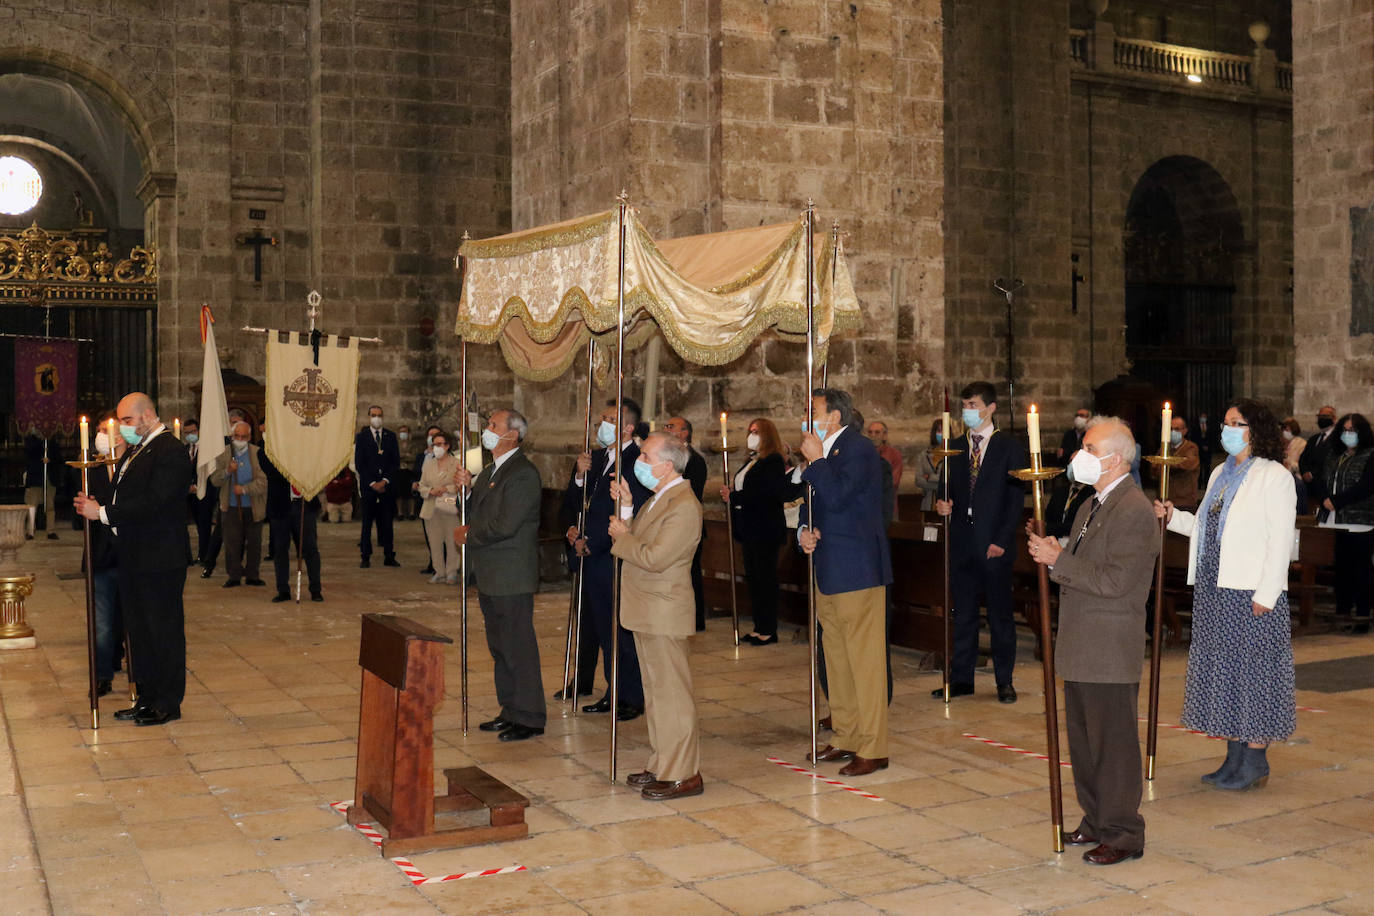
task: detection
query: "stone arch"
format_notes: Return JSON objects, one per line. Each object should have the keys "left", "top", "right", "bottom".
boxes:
{"left": 1125, "top": 155, "right": 1245, "bottom": 286}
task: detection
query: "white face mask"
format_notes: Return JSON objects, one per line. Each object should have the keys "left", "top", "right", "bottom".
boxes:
{"left": 369, "top": 416, "right": 383, "bottom": 429}
{"left": 597, "top": 420, "right": 617, "bottom": 448}
{"left": 1069, "top": 449, "right": 1110, "bottom": 486}
{"left": 1282, "top": 429, "right": 1294, "bottom": 441}
{"left": 481, "top": 428, "right": 503, "bottom": 452}
{"left": 432, "top": 445, "right": 447, "bottom": 458}
{"left": 95, "top": 431, "right": 112, "bottom": 456}
{"left": 398, "top": 431, "right": 409, "bottom": 441}
{"left": 1073, "top": 415, "right": 1088, "bottom": 430}
{"left": 746, "top": 432, "right": 760, "bottom": 451}
{"left": 232, "top": 438, "right": 249, "bottom": 452}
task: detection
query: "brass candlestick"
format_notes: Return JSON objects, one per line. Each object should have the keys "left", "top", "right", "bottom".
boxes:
{"left": 1009, "top": 453, "right": 1065, "bottom": 853}
{"left": 928, "top": 446, "right": 963, "bottom": 703}
{"left": 68, "top": 454, "right": 116, "bottom": 731}
{"left": 1142, "top": 448, "right": 1187, "bottom": 780}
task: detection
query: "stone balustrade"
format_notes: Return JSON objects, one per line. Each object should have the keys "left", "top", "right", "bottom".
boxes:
{"left": 1068, "top": 22, "right": 1290, "bottom": 99}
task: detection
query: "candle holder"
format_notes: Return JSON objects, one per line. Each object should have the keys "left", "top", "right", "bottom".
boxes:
{"left": 1141, "top": 448, "right": 1188, "bottom": 781}
{"left": 928, "top": 446, "right": 963, "bottom": 465}
{"left": 67, "top": 452, "right": 116, "bottom": 729}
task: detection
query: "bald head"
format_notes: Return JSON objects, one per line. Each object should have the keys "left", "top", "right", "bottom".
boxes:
{"left": 1082, "top": 416, "right": 1134, "bottom": 490}
{"left": 232, "top": 421, "right": 252, "bottom": 440}
{"left": 115, "top": 392, "right": 159, "bottom": 437}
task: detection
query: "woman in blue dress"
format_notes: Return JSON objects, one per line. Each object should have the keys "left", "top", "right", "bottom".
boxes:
{"left": 1155, "top": 398, "right": 1296, "bottom": 790}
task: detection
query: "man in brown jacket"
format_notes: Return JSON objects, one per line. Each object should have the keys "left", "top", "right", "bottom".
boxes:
{"left": 213, "top": 420, "right": 269, "bottom": 588}
{"left": 1027, "top": 417, "right": 1159, "bottom": 866}
{"left": 609, "top": 432, "right": 704, "bottom": 800}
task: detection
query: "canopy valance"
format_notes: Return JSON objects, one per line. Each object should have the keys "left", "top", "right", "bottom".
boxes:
{"left": 455, "top": 208, "right": 860, "bottom": 380}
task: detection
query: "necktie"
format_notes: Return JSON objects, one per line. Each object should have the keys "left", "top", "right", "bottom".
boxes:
{"left": 1072, "top": 496, "right": 1102, "bottom": 554}
{"left": 968, "top": 433, "right": 983, "bottom": 501}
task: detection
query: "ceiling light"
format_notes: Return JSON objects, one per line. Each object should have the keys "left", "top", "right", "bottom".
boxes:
{"left": 1186, "top": 73, "right": 1203, "bottom": 83}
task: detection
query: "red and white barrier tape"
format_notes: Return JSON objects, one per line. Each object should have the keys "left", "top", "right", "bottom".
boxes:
{"left": 1138, "top": 718, "right": 1224, "bottom": 741}
{"left": 1297, "top": 705, "right": 1327, "bottom": 714}
{"left": 766, "top": 756, "right": 886, "bottom": 801}
{"left": 329, "top": 801, "right": 527, "bottom": 885}
{"left": 962, "top": 733, "right": 1074, "bottom": 768}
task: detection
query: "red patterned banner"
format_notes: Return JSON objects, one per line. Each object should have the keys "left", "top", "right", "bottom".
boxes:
{"left": 13, "top": 337, "right": 78, "bottom": 438}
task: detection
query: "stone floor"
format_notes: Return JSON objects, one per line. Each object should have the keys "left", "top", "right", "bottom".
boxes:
{"left": 2, "top": 520, "right": 1372, "bottom": 915}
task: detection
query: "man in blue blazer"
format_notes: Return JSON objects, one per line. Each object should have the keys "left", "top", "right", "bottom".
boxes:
{"left": 354, "top": 405, "right": 401, "bottom": 568}
{"left": 935, "top": 381, "right": 1027, "bottom": 703}
{"left": 798, "top": 388, "right": 894, "bottom": 776}
{"left": 561, "top": 398, "right": 653, "bottom": 719}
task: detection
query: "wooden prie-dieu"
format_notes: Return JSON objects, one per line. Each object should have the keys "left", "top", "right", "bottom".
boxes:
{"left": 349, "top": 614, "right": 530, "bottom": 855}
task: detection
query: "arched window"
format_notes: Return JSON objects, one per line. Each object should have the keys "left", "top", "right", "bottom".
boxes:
{"left": 0, "top": 155, "right": 43, "bottom": 215}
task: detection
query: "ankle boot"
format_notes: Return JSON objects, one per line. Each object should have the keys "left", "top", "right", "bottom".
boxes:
{"left": 1214, "top": 745, "right": 1269, "bottom": 791}
{"left": 1201, "top": 740, "right": 1244, "bottom": 784}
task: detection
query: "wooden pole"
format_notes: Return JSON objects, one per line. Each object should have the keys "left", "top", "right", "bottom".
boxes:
{"left": 69, "top": 451, "right": 105, "bottom": 730}
{"left": 1143, "top": 445, "right": 1184, "bottom": 780}
{"left": 458, "top": 339, "right": 470, "bottom": 736}
{"left": 803, "top": 201, "right": 819, "bottom": 769}
{"left": 721, "top": 413, "right": 739, "bottom": 646}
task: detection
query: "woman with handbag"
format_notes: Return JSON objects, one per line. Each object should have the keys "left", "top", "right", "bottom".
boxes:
{"left": 418, "top": 431, "right": 461, "bottom": 583}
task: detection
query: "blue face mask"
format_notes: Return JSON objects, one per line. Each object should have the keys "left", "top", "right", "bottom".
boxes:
{"left": 934, "top": 432, "right": 943, "bottom": 444}
{"left": 633, "top": 458, "right": 660, "bottom": 491}
{"left": 1341, "top": 430, "right": 1359, "bottom": 449}
{"left": 801, "top": 420, "right": 828, "bottom": 438}
{"left": 119, "top": 423, "right": 143, "bottom": 446}
{"left": 596, "top": 420, "right": 617, "bottom": 448}
{"left": 1220, "top": 425, "right": 1248, "bottom": 456}
{"left": 1170, "top": 430, "right": 1183, "bottom": 446}
{"left": 961, "top": 407, "right": 983, "bottom": 430}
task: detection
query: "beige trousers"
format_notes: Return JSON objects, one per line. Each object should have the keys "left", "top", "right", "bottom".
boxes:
{"left": 423, "top": 514, "right": 460, "bottom": 577}
{"left": 324, "top": 501, "right": 350, "bottom": 522}
{"left": 816, "top": 585, "right": 888, "bottom": 759}
{"left": 633, "top": 631, "right": 700, "bottom": 781}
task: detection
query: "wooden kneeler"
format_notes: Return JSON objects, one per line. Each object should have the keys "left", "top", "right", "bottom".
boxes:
{"left": 350, "top": 614, "right": 530, "bottom": 856}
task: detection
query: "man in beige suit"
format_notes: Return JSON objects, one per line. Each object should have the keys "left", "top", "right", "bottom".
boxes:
{"left": 609, "top": 432, "right": 704, "bottom": 800}
{"left": 1027, "top": 417, "right": 1159, "bottom": 866}
{"left": 213, "top": 420, "right": 268, "bottom": 588}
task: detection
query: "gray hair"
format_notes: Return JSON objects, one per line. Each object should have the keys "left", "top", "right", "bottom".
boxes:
{"left": 1086, "top": 415, "right": 1135, "bottom": 463}
{"left": 646, "top": 432, "right": 690, "bottom": 473}
{"left": 502, "top": 408, "right": 529, "bottom": 442}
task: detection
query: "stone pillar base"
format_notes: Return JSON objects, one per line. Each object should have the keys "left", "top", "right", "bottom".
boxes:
{"left": 0, "top": 636, "right": 36, "bottom": 650}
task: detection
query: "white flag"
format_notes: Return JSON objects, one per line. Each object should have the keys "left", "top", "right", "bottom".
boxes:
{"left": 264, "top": 332, "right": 360, "bottom": 500}
{"left": 196, "top": 308, "right": 230, "bottom": 499}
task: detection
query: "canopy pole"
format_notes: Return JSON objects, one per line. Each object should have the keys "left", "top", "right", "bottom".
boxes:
{"left": 457, "top": 231, "right": 471, "bottom": 738}
{"left": 562, "top": 339, "right": 596, "bottom": 715}
{"left": 804, "top": 200, "right": 819, "bottom": 770}
{"left": 610, "top": 191, "right": 629, "bottom": 784}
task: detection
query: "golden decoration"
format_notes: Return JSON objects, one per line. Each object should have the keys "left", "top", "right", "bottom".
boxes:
{"left": 0, "top": 223, "right": 157, "bottom": 285}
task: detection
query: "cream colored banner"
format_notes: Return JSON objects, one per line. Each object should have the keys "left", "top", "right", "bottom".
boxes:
{"left": 264, "top": 333, "right": 360, "bottom": 500}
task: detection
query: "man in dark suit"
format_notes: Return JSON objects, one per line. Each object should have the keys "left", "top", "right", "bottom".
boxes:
{"left": 75, "top": 392, "right": 194, "bottom": 726}
{"left": 1299, "top": 404, "right": 1339, "bottom": 508}
{"left": 1055, "top": 407, "right": 1091, "bottom": 467}
{"left": 258, "top": 448, "right": 323, "bottom": 603}
{"left": 1027, "top": 417, "right": 1158, "bottom": 866}
{"left": 354, "top": 404, "right": 400, "bottom": 568}
{"left": 182, "top": 417, "right": 217, "bottom": 565}
{"left": 561, "top": 398, "right": 652, "bottom": 718}
{"left": 456, "top": 408, "right": 546, "bottom": 740}
{"left": 663, "top": 416, "right": 709, "bottom": 631}
{"left": 798, "top": 388, "right": 894, "bottom": 777}
{"left": 935, "top": 380, "right": 1027, "bottom": 703}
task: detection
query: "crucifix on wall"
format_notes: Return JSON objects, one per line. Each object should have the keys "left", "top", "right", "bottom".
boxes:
{"left": 235, "top": 228, "right": 278, "bottom": 282}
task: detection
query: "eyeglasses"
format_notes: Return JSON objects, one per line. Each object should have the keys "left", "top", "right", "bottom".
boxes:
{"left": 1224, "top": 421, "right": 1249, "bottom": 429}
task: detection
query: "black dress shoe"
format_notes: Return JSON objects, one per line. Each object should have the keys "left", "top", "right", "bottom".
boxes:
{"left": 271, "top": 592, "right": 291, "bottom": 603}
{"left": 616, "top": 704, "right": 643, "bottom": 722}
{"left": 808, "top": 745, "right": 856, "bottom": 763}
{"left": 96, "top": 680, "right": 112, "bottom": 697}
{"left": 1083, "top": 843, "right": 1143, "bottom": 865}
{"left": 742, "top": 633, "right": 778, "bottom": 646}
{"left": 222, "top": 579, "right": 241, "bottom": 588}
{"left": 200, "top": 568, "right": 214, "bottom": 579}
{"left": 420, "top": 565, "right": 435, "bottom": 576}
{"left": 1064, "top": 828, "right": 1098, "bottom": 846}
{"left": 479, "top": 715, "right": 513, "bottom": 732}
{"left": 245, "top": 577, "right": 266, "bottom": 587}
{"left": 383, "top": 556, "right": 401, "bottom": 568}
{"left": 997, "top": 684, "right": 1018, "bottom": 704}
{"left": 582, "top": 696, "right": 612, "bottom": 714}
{"left": 359, "top": 558, "right": 370, "bottom": 568}
{"left": 498, "top": 723, "right": 543, "bottom": 742}
{"left": 933, "top": 683, "right": 974, "bottom": 699}
{"left": 113, "top": 704, "right": 151, "bottom": 721}
{"left": 553, "top": 684, "right": 593, "bottom": 701}
{"left": 310, "top": 591, "right": 324, "bottom": 602}
{"left": 134, "top": 708, "right": 181, "bottom": 727}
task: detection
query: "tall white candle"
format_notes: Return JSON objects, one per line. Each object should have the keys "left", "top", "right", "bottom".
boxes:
{"left": 80, "top": 416, "right": 89, "bottom": 454}
{"left": 1027, "top": 405, "right": 1041, "bottom": 456}
{"left": 941, "top": 411, "right": 950, "bottom": 444}
{"left": 1161, "top": 402, "right": 1172, "bottom": 450}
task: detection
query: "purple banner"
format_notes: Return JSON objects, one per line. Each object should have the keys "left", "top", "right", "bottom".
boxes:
{"left": 14, "top": 337, "right": 78, "bottom": 438}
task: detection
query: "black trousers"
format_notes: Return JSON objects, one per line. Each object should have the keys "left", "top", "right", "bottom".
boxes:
{"left": 191, "top": 485, "right": 217, "bottom": 562}
{"left": 741, "top": 537, "right": 783, "bottom": 637}
{"left": 691, "top": 538, "right": 707, "bottom": 630}
{"left": 271, "top": 504, "right": 321, "bottom": 594}
{"left": 1334, "top": 529, "right": 1374, "bottom": 617}
{"left": 478, "top": 591, "right": 547, "bottom": 728}
{"left": 950, "top": 541, "right": 1017, "bottom": 685}
{"left": 358, "top": 488, "right": 395, "bottom": 558}
{"left": 118, "top": 563, "right": 187, "bottom": 715}
{"left": 567, "top": 563, "right": 601, "bottom": 692}
{"left": 1064, "top": 680, "right": 1145, "bottom": 852}
{"left": 582, "top": 552, "right": 644, "bottom": 708}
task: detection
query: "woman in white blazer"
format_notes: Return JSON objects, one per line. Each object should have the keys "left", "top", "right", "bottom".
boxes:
{"left": 1155, "top": 398, "right": 1296, "bottom": 792}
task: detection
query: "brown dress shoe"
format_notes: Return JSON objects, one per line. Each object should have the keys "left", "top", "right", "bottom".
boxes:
{"left": 807, "top": 745, "right": 855, "bottom": 763}
{"left": 626, "top": 771, "right": 656, "bottom": 787}
{"left": 1083, "top": 843, "right": 1143, "bottom": 865}
{"left": 1063, "top": 828, "right": 1098, "bottom": 846}
{"left": 818, "top": 715, "right": 833, "bottom": 731}
{"left": 641, "top": 773, "right": 704, "bottom": 800}
{"left": 838, "top": 756, "right": 889, "bottom": 777}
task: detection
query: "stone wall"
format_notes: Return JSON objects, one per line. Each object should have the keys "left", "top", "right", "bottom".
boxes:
{"left": 1, "top": 0, "right": 511, "bottom": 429}
{"left": 509, "top": 0, "right": 946, "bottom": 474}
{"left": 1292, "top": 0, "right": 1374, "bottom": 419}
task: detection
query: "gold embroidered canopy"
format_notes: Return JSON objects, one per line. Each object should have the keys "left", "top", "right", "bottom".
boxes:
{"left": 455, "top": 208, "right": 860, "bottom": 380}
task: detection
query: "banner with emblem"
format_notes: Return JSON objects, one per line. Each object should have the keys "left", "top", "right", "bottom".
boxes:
{"left": 13, "top": 337, "right": 78, "bottom": 438}
{"left": 263, "top": 331, "right": 360, "bottom": 500}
